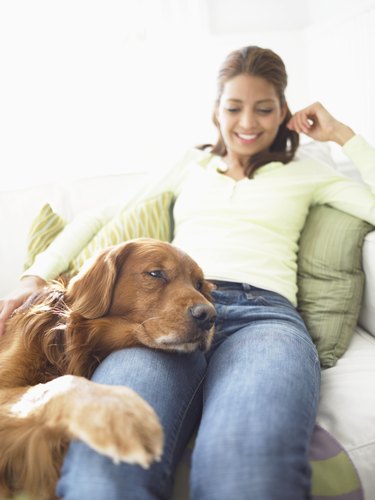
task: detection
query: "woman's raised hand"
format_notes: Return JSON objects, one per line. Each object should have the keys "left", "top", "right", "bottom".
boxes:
{"left": 287, "top": 102, "right": 355, "bottom": 146}
{"left": 0, "top": 276, "right": 46, "bottom": 337}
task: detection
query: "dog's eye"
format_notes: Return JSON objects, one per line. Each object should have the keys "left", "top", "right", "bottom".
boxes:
{"left": 196, "top": 280, "right": 203, "bottom": 291}
{"left": 147, "top": 270, "right": 167, "bottom": 281}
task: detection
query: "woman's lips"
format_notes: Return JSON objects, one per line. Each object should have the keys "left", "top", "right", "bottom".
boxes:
{"left": 235, "top": 132, "right": 260, "bottom": 144}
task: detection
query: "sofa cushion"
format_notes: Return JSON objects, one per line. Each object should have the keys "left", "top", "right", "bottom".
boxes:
{"left": 317, "top": 328, "right": 375, "bottom": 498}
{"left": 297, "top": 205, "right": 373, "bottom": 368}
{"left": 358, "top": 231, "right": 375, "bottom": 336}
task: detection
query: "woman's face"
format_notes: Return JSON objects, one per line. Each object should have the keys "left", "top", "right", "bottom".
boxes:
{"left": 216, "top": 73, "right": 287, "bottom": 164}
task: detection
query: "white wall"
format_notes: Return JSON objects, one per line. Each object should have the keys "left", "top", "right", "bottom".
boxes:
{"left": 0, "top": 0, "right": 373, "bottom": 190}
{"left": 305, "top": 0, "right": 375, "bottom": 161}
{"left": 0, "top": 1, "right": 309, "bottom": 190}
{"left": 0, "top": 1, "right": 214, "bottom": 189}
{"left": 206, "top": 0, "right": 310, "bottom": 33}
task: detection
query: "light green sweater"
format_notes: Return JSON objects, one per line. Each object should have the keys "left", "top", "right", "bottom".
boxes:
{"left": 25, "top": 135, "right": 375, "bottom": 306}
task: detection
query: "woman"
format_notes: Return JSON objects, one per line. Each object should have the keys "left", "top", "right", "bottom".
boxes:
{"left": 1, "top": 46, "right": 375, "bottom": 500}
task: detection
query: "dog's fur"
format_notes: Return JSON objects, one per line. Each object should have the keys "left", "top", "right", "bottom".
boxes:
{"left": 0, "top": 238, "right": 216, "bottom": 500}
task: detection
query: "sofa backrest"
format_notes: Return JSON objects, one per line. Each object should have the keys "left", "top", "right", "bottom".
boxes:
{"left": 0, "top": 172, "right": 148, "bottom": 295}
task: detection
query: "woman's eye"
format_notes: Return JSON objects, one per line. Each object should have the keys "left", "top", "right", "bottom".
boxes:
{"left": 257, "top": 108, "right": 273, "bottom": 115}
{"left": 226, "top": 108, "right": 240, "bottom": 113}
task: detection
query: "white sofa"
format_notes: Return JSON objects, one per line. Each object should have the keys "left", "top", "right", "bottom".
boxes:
{"left": 1, "top": 163, "right": 375, "bottom": 499}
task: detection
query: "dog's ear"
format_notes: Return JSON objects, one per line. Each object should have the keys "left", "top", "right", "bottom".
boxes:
{"left": 66, "top": 242, "right": 134, "bottom": 319}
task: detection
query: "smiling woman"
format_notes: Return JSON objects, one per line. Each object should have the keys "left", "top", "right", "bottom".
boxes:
{"left": 216, "top": 75, "right": 287, "bottom": 177}
{"left": 208, "top": 46, "right": 299, "bottom": 179}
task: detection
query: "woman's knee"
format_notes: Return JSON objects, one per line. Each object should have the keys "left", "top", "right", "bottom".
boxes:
{"left": 58, "top": 348, "right": 207, "bottom": 499}
{"left": 92, "top": 347, "right": 207, "bottom": 392}
{"left": 92, "top": 347, "right": 207, "bottom": 443}
{"left": 190, "top": 321, "right": 319, "bottom": 500}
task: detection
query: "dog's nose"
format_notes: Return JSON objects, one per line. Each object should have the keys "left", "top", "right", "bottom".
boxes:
{"left": 189, "top": 304, "right": 216, "bottom": 330}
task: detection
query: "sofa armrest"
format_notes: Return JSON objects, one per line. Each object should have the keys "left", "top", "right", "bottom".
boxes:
{"left": 359, "top": 230, "right": 375, "bottom": 336}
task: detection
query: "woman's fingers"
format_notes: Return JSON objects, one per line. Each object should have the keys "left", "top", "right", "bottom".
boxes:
{"left": 0, "top": 276, "right": 46, "bottom": 337}
{"left": 288, "top": 102, "right": 334, "bottom": 140}
{"left": 288, "top": 110, "right": 313, "bottom": 134}
{"left": 288, "top": 102, "right": 355, "bottom": 144}
{"left": 0, "top": 299, "right": 20, "bottom": 336}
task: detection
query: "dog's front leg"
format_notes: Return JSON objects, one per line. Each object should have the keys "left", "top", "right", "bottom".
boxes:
{"left": 9, "top": 375, "right": 164, "bottom": 467}
{"left": 0, "top": 376, "right": 163, "bottom": 499}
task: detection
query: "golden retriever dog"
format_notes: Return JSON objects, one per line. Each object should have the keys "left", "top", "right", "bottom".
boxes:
{"left": 0, "top": 238, "right": 216, "bottom": 500}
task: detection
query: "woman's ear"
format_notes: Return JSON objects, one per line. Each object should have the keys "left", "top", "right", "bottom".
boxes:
{"left": 280, "top": 102, "right": 289, "bottom": 125}
{"left": 66, "top": 242, "right": 134, "bottom": 319}
{"left": 212, "top": 102, "right": 220, "bottom": 128}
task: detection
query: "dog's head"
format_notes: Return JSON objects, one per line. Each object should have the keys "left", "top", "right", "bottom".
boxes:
{"left": 65, "top": 238, "right": 216, "bottom": 352}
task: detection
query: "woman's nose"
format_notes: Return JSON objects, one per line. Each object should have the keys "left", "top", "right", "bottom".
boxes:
{"left": 239, "top": 111, "right": 257, "bottom": 129}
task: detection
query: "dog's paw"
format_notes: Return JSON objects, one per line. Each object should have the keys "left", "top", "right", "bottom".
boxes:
{"left": 66, "top": 379, "right": 164, "bottom": 468}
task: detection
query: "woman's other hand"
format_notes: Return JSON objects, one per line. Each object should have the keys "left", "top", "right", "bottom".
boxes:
{"left": 287, "top": 102, "right": 355, "bottom": 146}
{"left": 0, "top": 276, "right": 46, "bottom": 336}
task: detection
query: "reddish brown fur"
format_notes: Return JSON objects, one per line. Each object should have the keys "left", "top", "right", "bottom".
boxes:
{"left": 0, "top": 238, "right": 216, "bottom": 499}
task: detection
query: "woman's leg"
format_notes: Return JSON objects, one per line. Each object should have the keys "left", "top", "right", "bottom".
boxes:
{"left": 190, "top": 285, "right": 321, "bottom": 500}
{"left": 57, "top": 346, "right": 207, "bottom": 500}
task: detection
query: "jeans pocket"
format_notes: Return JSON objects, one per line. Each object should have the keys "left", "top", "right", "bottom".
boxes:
{"left": 211, "top": 289, "right": 242, "bottom": 306}
{"left": 245, "top": 292, "right": 271, "bottom": 306}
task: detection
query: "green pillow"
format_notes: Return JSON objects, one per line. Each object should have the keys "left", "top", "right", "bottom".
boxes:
{"left": 65, "top": 191, "right": 174, "bottom": 276}
{"left": 24, "top": 192, "right": 175, "bottom": 277}
{"left": 23, "top": 203, "right": 66, "bottom": 270}
{"left": 297, "top": 205, "right": 373, "bottom": 368}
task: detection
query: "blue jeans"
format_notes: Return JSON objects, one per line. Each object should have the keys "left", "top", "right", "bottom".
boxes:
{"left": 57, "top": 282, "right": 321, "bottom": 500}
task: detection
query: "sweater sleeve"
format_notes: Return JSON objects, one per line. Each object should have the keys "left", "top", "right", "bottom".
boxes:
{"left": 342, "top": 134, "right": 375, "bottom": 190}
{"left": 22, "top": 149, "right": 204, "bottom": 281}
{"left": 312, "top": 135, "right": 375, "bottom": 225}
{"left": 22, "top": 205, "right": 116, "bottom": 281}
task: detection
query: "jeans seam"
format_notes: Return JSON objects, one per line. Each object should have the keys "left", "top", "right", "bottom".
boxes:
{"left": 163, "top": 371, "right": 206, "bottom": 478}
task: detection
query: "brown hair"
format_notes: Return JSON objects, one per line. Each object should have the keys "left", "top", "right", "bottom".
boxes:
{"left": 200, "top": 46, "right": 299, "bottom": 178}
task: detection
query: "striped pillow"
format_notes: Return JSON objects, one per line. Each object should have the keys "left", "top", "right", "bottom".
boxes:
{"left": 297, "top": 205, "right": 373, "bottom": 368}
{"left": 23, "top": 203, "right": 66, "bottom": 270}
{"left": 24, "top": 192, "right": 175, "bottom": 277}
{"left": 65, "top": 191, "right": 174, "bottom": 276}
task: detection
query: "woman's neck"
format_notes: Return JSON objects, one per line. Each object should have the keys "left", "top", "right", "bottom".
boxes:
{"left": 223, "top": 155, "right": 247, "bottom": 180}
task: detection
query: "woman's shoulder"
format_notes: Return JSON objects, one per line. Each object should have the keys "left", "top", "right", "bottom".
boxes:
{"left": 286, "top": 141, "right": 342, "bottom": 181}
{"left": 178, "top": 146, "right": 217, "bottom": 169}
{"left": 294, "top": 140, "right": 336, "bottom": 167}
